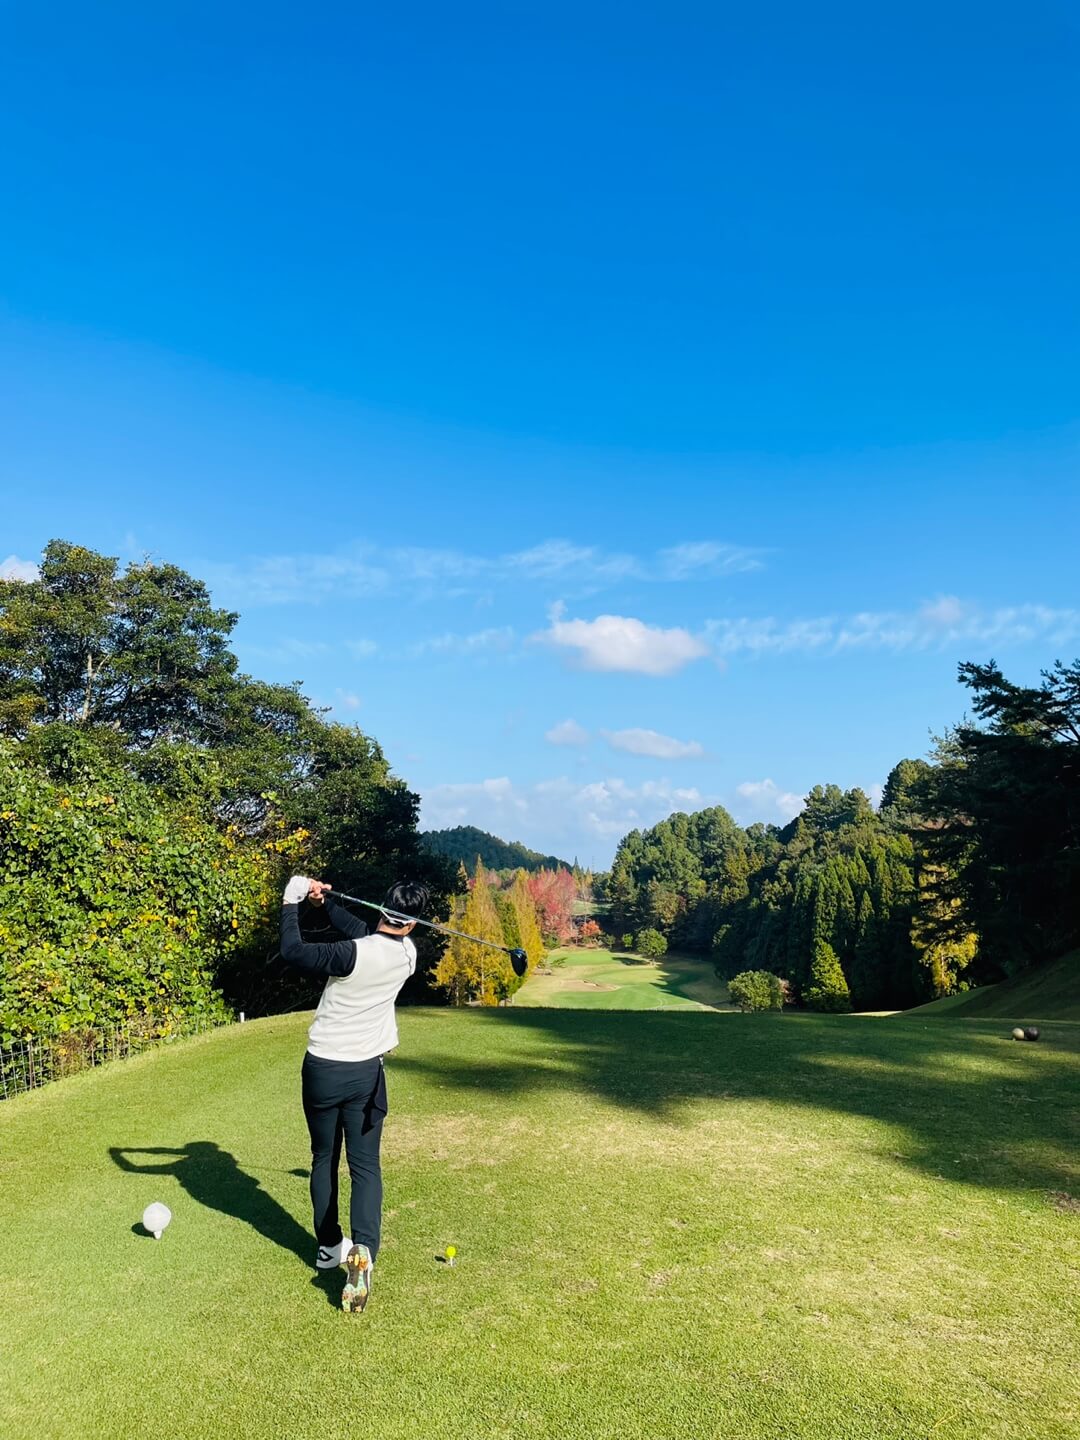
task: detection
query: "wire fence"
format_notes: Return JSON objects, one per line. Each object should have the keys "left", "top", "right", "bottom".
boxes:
{"left": 0, "top": 1013, "right": 231, "bottom": 1101}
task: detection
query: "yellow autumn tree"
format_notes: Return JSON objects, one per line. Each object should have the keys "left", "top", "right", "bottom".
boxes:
{"left": 509, "top": 869, "right": 545, "bottom": 976}
{"left": 432, "top": 859, "right": 504, "bottom": 1005}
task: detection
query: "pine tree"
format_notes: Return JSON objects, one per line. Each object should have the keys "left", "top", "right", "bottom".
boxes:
{"left": 848, "top": 891, "right": 881, "bottom": 1009}
{"left": 805, "top": 939, "right": 852, "bottom": 1013}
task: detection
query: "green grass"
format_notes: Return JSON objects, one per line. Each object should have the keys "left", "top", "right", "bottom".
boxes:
{"left": 3, "top": 1008, "right": 1079, "bottom": 1439}
{"left": 909, "top": 950, "right": 1080, "bottom": 1022}
{"left": 514, "top": 945, "right": 733, "bottom": 1009}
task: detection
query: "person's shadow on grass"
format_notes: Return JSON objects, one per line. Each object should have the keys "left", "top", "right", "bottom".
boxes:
{"left": 110, "top": 1143, "right": 345, "bottom": 1308}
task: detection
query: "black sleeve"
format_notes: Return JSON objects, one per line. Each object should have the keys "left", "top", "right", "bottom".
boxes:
{"left": 279, "top": 904, "right": 357, "bottom": 979}
{"left": 324, "top": 898, "right": 369, "bottom": 942}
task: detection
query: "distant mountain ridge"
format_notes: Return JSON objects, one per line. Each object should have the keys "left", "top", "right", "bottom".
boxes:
{"left": 421, "top": 825, "right": 573, "bottom": 873}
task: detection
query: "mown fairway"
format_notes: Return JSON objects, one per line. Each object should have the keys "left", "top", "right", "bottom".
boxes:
{"left": 514, "top": 944, "right": 733, "bottom": 1009}
{"left": 2, "top": 1008, "right": 1079, "bottom": 1440}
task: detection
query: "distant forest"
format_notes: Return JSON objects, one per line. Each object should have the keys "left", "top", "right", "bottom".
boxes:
{"left": 422, "top": 825, "right": 573, "bottom": 874}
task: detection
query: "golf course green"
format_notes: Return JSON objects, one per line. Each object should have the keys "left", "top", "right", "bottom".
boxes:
{"left": 2, "top": 1005, "right": 1078, "bottom": 1439}
{"left": 513, "top": 944, "right": 733, "bottom": 1009}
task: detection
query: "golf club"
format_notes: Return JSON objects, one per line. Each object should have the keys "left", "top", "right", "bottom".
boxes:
{"left": 326, "top": 889, "right": 529, "bottom": 977}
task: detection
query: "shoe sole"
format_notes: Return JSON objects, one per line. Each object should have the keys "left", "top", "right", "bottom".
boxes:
{"left": 342, "top": 1245, "right": 371, "bottom": 1314}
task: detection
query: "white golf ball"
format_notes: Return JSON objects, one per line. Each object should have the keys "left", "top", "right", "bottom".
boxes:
{"left": 142, "top": 1201, "right": 172, "bottom": 1239}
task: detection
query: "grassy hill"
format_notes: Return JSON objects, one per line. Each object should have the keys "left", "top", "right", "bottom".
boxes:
{"left": 909, "top": 950, "right": 1080, "bottom": 1022}
{"left": 514, "top": 945, "right": 733, "bottom": 1010}
{"left": 3, "top": 1008, "right": 1079, "bottom": 1439}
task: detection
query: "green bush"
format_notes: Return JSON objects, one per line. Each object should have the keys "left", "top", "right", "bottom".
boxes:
{"left": 728, "top": 970, "right": 785, "bottom": 1012}
{"left": 635, "top": 927, "right": 668, "bottom": 960}
{"left": 620, "top": 933, "right": 634, "bottom": 951}
{"left": 0, "top": 731, "right": 300, "bottom": 1041}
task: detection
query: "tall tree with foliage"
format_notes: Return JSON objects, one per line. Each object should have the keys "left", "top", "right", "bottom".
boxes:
{"left": 433, "top": 861, "right": 506, "bottom": 1005}
{"left": 914, "top": 659, "right": 1080, "bottom": 974}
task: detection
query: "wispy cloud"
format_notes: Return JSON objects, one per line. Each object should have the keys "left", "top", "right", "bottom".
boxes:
{"left": 202, "top": 537, "right": 763, "bottom": 607}
{"left": 658, "top": 542, "right": 763, "bottom": 580}
{"left": 0, "top": 554, "right": 40, "bottom": 582}
{"left": 603, "top": 727, "right": 705, "bottom": 759}
{"left": 537, "top": 605, "right": 709, "bottom": 676}
{"left": 707, "top": 597, "right": 1080, "bottom": 658}
{"left": 242, "top": 637, "right": 332, "bottom": 662}
{"left": 412, "top": 627, "right": 516, "bottom": 657}
{"left": 545, "top": 719, "right": 590, "bottom": 747}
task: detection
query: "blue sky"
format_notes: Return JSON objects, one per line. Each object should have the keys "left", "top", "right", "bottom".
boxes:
{"left": 2, "top": 3, "right": 1078, "bottom": 866}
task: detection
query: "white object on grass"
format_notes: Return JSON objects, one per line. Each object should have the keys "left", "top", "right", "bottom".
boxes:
{"left": 143, "top": 1201, "right": 172, "bottom": 1239}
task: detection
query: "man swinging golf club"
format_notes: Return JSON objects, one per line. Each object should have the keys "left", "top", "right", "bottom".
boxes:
{"left": 280, "top": 874, "right": 430, "bottom": 1314}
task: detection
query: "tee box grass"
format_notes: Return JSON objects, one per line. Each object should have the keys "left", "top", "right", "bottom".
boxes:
{"left": 1, "top": 1005, "right": 1078, "bottom": 1439}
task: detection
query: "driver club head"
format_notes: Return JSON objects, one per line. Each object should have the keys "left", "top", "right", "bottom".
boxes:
{"left": 508, "top": 948, "right": 528, "bottom": 977}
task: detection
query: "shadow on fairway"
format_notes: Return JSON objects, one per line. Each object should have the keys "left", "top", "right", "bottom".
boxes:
{"left": 393, "top": 1009, "right": 1080, "bottom": 1197}
{"left": 110, "top": 1142, "right": 313, "bottom": 1265}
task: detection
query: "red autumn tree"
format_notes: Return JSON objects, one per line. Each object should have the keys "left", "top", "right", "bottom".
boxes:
{"left": 526, "top": 867, "right": 577, "bottom": 944}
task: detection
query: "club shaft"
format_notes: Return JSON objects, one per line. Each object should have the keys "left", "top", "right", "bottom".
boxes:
{"left": 326, "top": 890, "right": 511, "bottom": 955}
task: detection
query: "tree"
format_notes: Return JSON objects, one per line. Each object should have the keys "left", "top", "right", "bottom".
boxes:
{"left": 915, "top": 659, "right": 1080, "bottom": 972}
{"left": 805, "top": 939, "right": 852, "bottom": 1012}
{"left": 433, "top": 861, "right": 506, "bottom": 1004}
{"left": 0, "top": 541, "right": 240, "bottom": 743}
{"left": 635, "top": 927, "right": 668, "bottom": 960}
{"left": 508, "top": 870, "right": 545, "bottom": 979}
{"left": 525, "top": 867, "right": 576, "bottom": 944}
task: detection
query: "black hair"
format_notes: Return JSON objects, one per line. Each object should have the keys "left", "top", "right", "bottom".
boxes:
{"left": 382, "top": 881, "right": 429, "bottom": 919}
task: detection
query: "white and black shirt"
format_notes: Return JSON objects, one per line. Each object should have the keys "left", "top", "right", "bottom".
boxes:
{"left": 280, "top": 899, "right": 416, "bottom": 1063}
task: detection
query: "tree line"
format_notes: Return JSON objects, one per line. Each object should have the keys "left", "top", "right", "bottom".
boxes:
{"left": 0, "top": 540, "right": 457, "bottom": 1041}
{"left": 602, "top": 659, "right": 1080, "bottom": 1011}
{"left": 421, "top": 825, "right": 573, "bottom": 874}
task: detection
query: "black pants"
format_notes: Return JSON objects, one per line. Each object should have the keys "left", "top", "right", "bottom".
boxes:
{"left": 301, "top": 1052, "right": 388, "bottom": 1260}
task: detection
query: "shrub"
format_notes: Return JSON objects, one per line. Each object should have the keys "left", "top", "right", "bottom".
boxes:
{"left": 728, "top": 970, "right": 785, "bottom": 1012}
{"left": 635, "top": 927, "right": 668, "bottom": 960}
{"left": 0, "top": 733, "right": 298, "bottom": 1041}
{"left": 620, "top": 933, "right": 634, "bottom": 951}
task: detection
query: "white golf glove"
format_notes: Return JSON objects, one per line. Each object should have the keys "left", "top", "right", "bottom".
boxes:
{"left": 283, "top": 875, "right": 313, "bottom": 905}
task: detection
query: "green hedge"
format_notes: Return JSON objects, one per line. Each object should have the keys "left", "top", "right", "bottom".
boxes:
{"left": 0, "top": 734, "right": 302, "bottom": 1041}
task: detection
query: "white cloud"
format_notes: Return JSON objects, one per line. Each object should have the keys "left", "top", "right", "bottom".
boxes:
{"left": 733, "top": 779, "right": 804, "bottom": 824}
{"left": 0, "top": 554, "right": 40, "bottom": 582}
{"left": 538, "top": 608, "right": 709, "bottom": 675}
{"left": 335, "top": 690, "right": 362, "bottom": 710}
{"left": 545, "top": 719, "right": 590, "bottom": 747}
{"left": 420, "top": 775, "right": 705, "bottom": 865}
{"left": 346, "top": 638, "right": 378, "bottom": 659}
{"left": 603, "top": 727, "right": 704, "bottom": 759}
{"left": 413, "top": 627, "right": 515, "bottom": 656}
{"left": 707, "top": 600, "right": 1080, "bottom": 658}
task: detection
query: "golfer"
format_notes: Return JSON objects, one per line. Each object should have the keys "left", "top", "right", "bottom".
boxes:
{"left": 280, "top": 873, "right": 429, "bottom": 1313}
